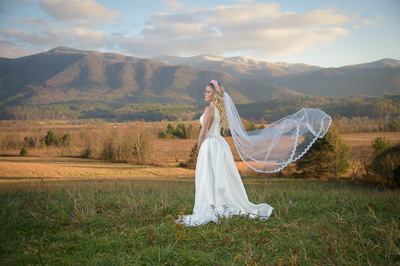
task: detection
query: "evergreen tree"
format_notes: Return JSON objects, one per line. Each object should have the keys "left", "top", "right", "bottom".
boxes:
{"left": 160, "top": 123, "right": 190, "bottom": 139}
{"left": 326, "top": 123, "right": 351, "bottom": 179}
{"left": 186, "top": 143, "right": 199, "bottom": 169}
{"left": 45, "top": 130, "right": 58, "bottom": 146}
{"left": 296, "top": 122, "right": 350, "bottom": 179}
{"left": 371, "top": 143, "right": 400, "bottom": 188}
{"left": 295, "top": 134, "right": 332, "bottom": 179}
{"left": 371, "top": 136, "right": 391, "bottom": 154}
{"left": 20, "top": 147, "right": 28, "bottom": 156}
{"left": 174, "top": 123, "right": 189, "bottom": 139}
{"left": 167, "top": 123, "right": 175, "bottom": 134}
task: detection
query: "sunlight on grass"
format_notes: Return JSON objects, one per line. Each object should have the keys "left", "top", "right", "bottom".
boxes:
{"left": 1, "top": 176, "right": 399, "bottom": 264}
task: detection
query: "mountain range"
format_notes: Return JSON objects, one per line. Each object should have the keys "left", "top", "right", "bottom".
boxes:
{"left": 0, "top": 46, "right": 399, "bottom": 110}
{"left": 152, "top": 55, "right": 400, "bottom": 97}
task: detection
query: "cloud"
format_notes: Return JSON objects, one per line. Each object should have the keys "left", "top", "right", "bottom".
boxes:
{"left": 235, "top": 0, "right": 254, "bottom": 3}
{"left": 40, "top": 0, "right": 122, "bottom": 21}
{"left": 0, "top": 2, "right": 367, "bottom": 59}
{"left": 142, "top": 13, "right": 204, "bottom": 37}
{"left": 118, "top": 3, "right": 355, "bottom": 58}
{"left": 0, "top": 26, "right": 108, "bottom": 53}
{"left": 210, "top": 3, "right": 280, "bottom": 24}
{"left": 163, "top": 0, "right": 187, "bottom": 11}
{"left": 0, "top": 40, "right": 33, "bottom": 58}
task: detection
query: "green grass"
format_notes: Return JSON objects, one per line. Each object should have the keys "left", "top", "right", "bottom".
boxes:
{"left": 1, "top": 179, "right": 399, "bottom": 265}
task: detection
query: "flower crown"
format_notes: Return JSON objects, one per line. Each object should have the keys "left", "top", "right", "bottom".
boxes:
{"left": 210, "top": 79, "right": 221, "bottom": 93}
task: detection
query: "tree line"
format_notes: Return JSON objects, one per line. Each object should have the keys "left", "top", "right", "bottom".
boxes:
{"left": 1, "top": 95, "right": 399, "bottom": 131}
{"left": 1, "top": 125, "right": 155, "bottom": 165}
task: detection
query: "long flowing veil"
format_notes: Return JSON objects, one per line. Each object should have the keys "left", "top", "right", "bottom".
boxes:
{"left": 223, "top": 92, "right": 332, "bottom": 173}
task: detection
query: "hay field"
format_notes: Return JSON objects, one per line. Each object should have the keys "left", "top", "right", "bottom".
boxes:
{"left": 1, "top": 120, "right": 399, "bottom": 188}
{"left": 341, "top": 132, "right": 400, "bottom": 149}
{"left": 0, "top": 156, "right": 195, "bottom": 191}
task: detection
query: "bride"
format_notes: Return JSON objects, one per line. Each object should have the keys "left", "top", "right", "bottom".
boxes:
{"left": 177, "top": 80, "right": 331, "bottom": 226}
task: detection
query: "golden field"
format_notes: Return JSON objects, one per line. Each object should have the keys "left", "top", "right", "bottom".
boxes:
{"left": 0, "top": 120, "right": 399, "bottom": 190}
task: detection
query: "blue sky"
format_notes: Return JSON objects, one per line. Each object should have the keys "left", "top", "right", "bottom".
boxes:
{"left": 0, "top": 0, "right": 399, "bottom": 67}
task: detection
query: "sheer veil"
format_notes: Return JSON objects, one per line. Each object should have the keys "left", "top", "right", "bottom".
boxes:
{"left": 223, "top": 92, "right": 332, "bottom": 173}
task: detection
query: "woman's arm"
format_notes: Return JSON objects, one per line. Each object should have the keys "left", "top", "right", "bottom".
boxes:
{"left": 198, "top": 106, "right": 215, "bottom": 150}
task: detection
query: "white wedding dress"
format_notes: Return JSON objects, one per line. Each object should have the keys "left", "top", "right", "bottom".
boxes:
{"left": 178, "top": 106, "right": 273, "bottom": 226}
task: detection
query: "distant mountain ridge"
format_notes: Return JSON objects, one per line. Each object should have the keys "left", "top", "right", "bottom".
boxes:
{"left": 151, "top": 55, "right": 400, "bottom": 97}
{"left": 0, "top": 46, "right": 399, "bottom": 113}
{"left": 0, "top": 47, "right": 298, "bottom": 109}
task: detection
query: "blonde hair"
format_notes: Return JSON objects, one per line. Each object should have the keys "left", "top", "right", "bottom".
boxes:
{"left": 208, "top": 82, "right": 228, "bottom": 130}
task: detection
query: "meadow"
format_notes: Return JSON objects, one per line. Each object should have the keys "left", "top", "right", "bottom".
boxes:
{"left": 0, "top": 156, "right": 399, "bottom": 264}
{"left": 1, "top": 121, "right": 400, "bottom": 264}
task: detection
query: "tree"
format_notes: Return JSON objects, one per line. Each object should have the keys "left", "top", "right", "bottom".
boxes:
{"left": 62, "top": 132, "right": 72, "bottom": 146}
{"left": 20, "top": 147, "right": 28, "bottom": 156}
{"left": 174, "top": 123, "right": 189, "bottom": 139}
{"left": 187, "top": 124, "right": 195, "bottom": 139}
{"left": 132, "top": 133, "right": 152, "bottom": 164}
{"left": 45, "top": 129, "right": 58, "bottom": 146}
{"left": 186, "top": 143, "right": 199, "bottom": 169}
{"left": 295, "top": 134, "right": 332, "bottom": 179}
{"left": 296, "top": 122, "right": 350, "bottom": 179}
{"left": 167, "top": 123, "right": 175, "bottom": 134}
{"left": 384, "top": 120, "right": 400, "bottom": 132}
{"left": 326, "top": 123, "right": 351, "bottom": 179}
{"left": 247, "top": 123, "right": 258, "bottom": 131}
{"left": 371, "top": 137, "right": 391, "bottom": 154}
{"left": 371, "top": 143, "right": 400, "bottom": 188}
{"left": 160, "top": 123, "right": 190, "bottom": 139}
{"left": 102, "top": 137, "right": 115, "bottom": 162}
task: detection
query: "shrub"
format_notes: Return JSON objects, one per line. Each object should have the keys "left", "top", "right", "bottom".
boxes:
{"left": 160, "top": 131, "right": 168, "bottom": 139}
{"left": 81, "top": 147, "right": 92, "bottom": 158}
{"left": 370, "top": 143, "right": 400, "bottom": 189}
{"left": 20, "top": 147, "right": 28, "bottom": 156}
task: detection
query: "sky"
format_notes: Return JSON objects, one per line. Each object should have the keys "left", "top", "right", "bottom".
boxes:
{"left": 0, "top": 0, "right": 399, "bottom": 67}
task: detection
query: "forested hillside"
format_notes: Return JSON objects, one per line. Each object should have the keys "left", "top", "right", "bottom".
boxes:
{"left": 1, "top": 93, "right": 399, "bottom": 126}
{"left": 0, "top": 47, "right": 296, "bottom": 109}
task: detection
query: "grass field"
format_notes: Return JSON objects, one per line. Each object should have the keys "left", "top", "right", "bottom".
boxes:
{"left": 1, "top": 127, "right": 400, "bottom": 264}
{"left": 1, "top": 156, "right": 400, "bottom": 264}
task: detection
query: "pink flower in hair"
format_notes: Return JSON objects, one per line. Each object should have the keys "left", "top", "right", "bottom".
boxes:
{"left": 211, "top": 79, "right": 221, "bottom": 93}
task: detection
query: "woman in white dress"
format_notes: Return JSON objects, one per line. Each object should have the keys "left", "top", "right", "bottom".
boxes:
{"left": 178, "top": 80, "right": 331, "bottom": 226}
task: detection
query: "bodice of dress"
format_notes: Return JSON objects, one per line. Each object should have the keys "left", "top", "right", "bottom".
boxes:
{"left": 200, "top": 106, "right": 221, "bottom": 136}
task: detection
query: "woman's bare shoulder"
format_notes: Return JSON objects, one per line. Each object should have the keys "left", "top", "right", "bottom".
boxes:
{"left": 204, "top": 106, "right": 215, "bottom": 114}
